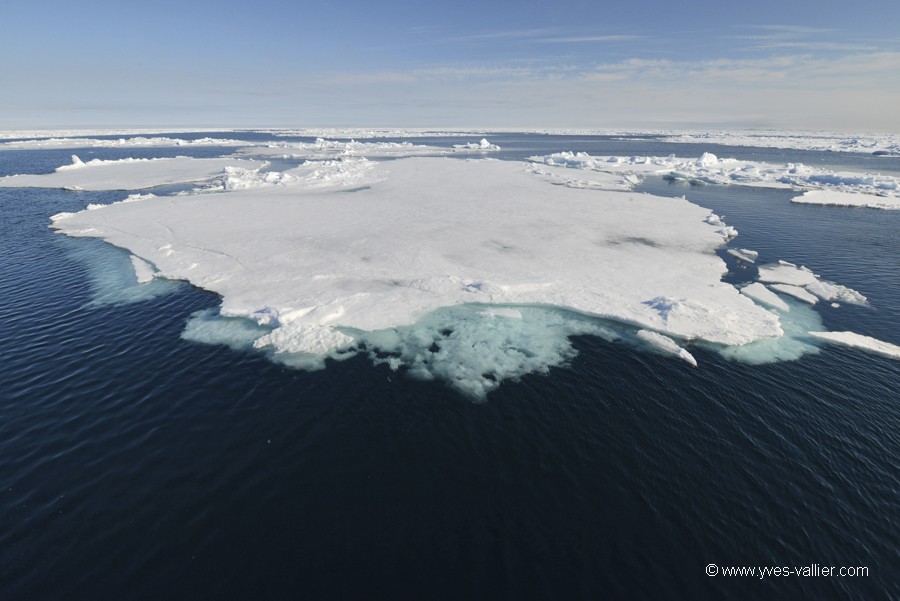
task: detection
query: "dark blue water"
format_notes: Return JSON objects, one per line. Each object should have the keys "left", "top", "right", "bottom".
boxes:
{"left": 1, "top": 135, "right": 898, "bottom": 600}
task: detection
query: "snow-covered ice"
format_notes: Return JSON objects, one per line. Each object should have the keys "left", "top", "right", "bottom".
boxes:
{"left": 809, "top": 331, "right": 900, "bottom": 360}
{"left": 0, "top": 155, "right": 265, "bottom": 191}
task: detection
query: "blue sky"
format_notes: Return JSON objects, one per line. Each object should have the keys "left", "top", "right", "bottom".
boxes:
{"left": 3, "top": 0, "right": 899, "bottom": 130}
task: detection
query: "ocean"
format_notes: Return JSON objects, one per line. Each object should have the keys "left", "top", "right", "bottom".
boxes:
{"left": 1, "top": 133, "right": 897, "bottom": 600}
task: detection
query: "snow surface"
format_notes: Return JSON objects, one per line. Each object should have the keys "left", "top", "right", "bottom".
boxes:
{"left": 530, "top": 151, "right": 900, "bottom": 208}
{"left": 768, "top": 284, "right": 818, "bottom": 305}
{"left": 50, "top": 156, "right": 784, "bottom": 382}
{"left": 809, "top": 331, "right": 900, "bottom": 360}
{"left": 0, "top": 155, "right": 265, "bottom": 191}
{"left": 792, "top": 189, "right": 900, "bottom": 210}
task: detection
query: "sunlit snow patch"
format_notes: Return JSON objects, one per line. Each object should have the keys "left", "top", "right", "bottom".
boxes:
{"left": 809, "top": 331, "right": 900, "bottom": 360}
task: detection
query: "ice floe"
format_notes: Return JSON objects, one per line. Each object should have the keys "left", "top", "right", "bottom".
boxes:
{"left": 792, "top": 189, "right": 900, "bottom": 210}
{"left": 727, "top": 248, "right": 758, "bottom": 263}
{"left": 636, "top": 330, "right": 697, "bottom": 367}
{"left": 0, "top": 155, "right": 265, "bottom": 191}
{"left": 452, "top": 138, "right": 501, "bottom": 151}
{"left": 757, "top": 261, "right": 868, "bottom": 305}
{"left": 530, "top": 151, "right": 900, "bottom": 209}
{"left": 50, "top": 156, "right": 784, "bottom": 381}
{"left": 739, "top": 282, "right": 790, "bottom": 313}
{"left": 809, "top": 331, "right": 900, "bottom": 360}
{"left": 768, "top": 284, "right": 818, "bottom": 305}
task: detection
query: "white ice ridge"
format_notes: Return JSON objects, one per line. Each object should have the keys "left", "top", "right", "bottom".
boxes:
{"left": 739, "top": 282, "right": 790, "bottom": 312}
{"left": 791, "top": 190, "right": 900, "bottom": 210}
{"left": 130, "top": 255, "right": 156, "bottom": 283}
{"left": 230, "top": 137, "right": 496, "bottom": 160}
{"left": 51, "top": 156, "right": 783, "bottom": 363}
{"left": 654, "top": 130, "right": 900, "bottom": 156}
{"left": 260, "top": 128, "right": 486, "bottom": 139}
{"left": 757, "top": 261, "right": 868, "bottom": 305}
{"left": 452, "top": 138, "right": 501, "bottom": 151}
{"left": 727, "top": 248, "right": 758, "bottom": 263}
{"left": 636, "top": 330, "right": 697, "bottom": 367}
{"left": 0, "top": 155, "right": 265, "bottom": 191}
{"left": 0, "top": 136, "right": 259, "bottom": 150}
{"left": 809, "top": 332, "right": 900, "bottom": 360}
{"left": 529, "top": 151, "right": 900, "bottom": 208}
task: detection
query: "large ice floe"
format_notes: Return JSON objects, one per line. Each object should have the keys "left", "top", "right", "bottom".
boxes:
{"left": 36, "top": 144, "right": 895, "bottom": 397}
{"left": 530, "top": 151, "right": 900, "bottom": 210}
{"left": 47, "top": 151, "right": 798, "bottom": 397}
{"left": 0, "top": 155, "right": 265, "bottom": 191}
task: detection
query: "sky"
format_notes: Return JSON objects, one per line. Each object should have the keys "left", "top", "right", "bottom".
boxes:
{"left": 2, "top": 0, "right": 900, "bottom": 131}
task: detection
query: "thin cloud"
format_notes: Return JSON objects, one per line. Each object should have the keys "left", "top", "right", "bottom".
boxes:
{"left": 453, "top": 28, "right": 556, "bottom": 42}
{"left": 536, "top": 35, "right": 645, "bottom": 43}
{"left": 753, "top": 24, "right": 836, "bottom": 35}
